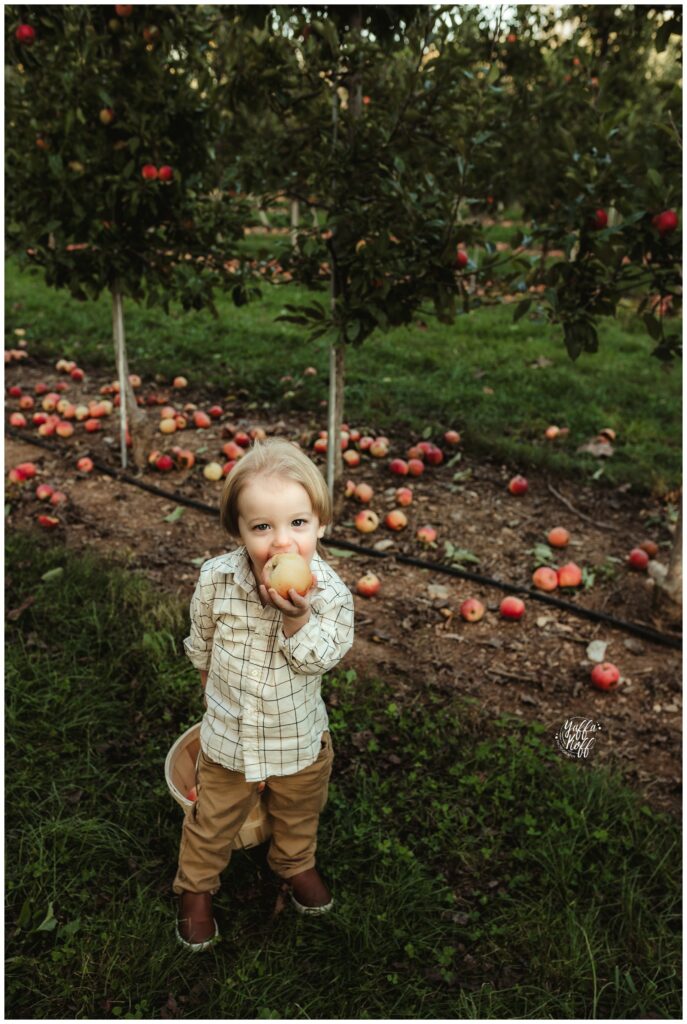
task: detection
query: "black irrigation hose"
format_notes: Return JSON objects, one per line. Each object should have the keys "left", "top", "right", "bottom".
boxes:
{"left": 8, "top": 427, "right": 683, "bottom": 650}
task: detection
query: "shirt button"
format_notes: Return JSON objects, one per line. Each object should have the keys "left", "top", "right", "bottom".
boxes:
{"left": 250, "top": 668, "right": 259, "bottom": 678}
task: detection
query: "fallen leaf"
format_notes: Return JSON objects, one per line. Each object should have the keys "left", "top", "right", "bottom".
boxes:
{"left": 7, "top": 595, "right": 36, "bottom": 621}
{"left": 586, "top": 640, "right": 608, "bottom": 663}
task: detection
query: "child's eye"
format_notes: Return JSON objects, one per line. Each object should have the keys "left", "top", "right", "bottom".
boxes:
{"left": 253, "top": 523, "right": 270, "bottom": 531}
{"left": 292, "top": 518, "right": 307, "bottom": 527}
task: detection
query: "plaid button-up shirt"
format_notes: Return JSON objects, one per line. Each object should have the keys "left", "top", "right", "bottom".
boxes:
{"left": 184, "top": 546, "right": 355, "bottom": 782}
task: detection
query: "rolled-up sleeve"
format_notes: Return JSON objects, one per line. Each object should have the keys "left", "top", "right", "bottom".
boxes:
{"left": 183, "top": 573, "right": 216, "bottom": 671}
{"left": 278, "top": 590, "right": 354, "bottom": 676}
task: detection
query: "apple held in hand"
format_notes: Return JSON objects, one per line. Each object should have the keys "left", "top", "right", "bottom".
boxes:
{"left": 590, "top": 662, "right": 620, "bottom": 691}
{"left": 264, "top": 552, "right": 314, "bottom": 599}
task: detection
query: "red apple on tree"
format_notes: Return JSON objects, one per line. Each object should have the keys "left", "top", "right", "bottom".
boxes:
{"left": 455, "top": 248, "right": 469, "bottom": 268}
{"left": 141, "top": 164, "right": 158, "bottom": 181}
{"left": 15, "top": 24, "right": 36, "bottom": 45}
{"left": 652, "top": 210, "right": 678, "bottom": 236}
{"left": 592, "top": 208, "right": 608, "bottom": 229}
{"left": 158, "top": 165, "right": 174, "bottom": 182}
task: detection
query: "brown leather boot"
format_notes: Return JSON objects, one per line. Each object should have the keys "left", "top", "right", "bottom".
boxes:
{"left": 176, "top": 891, "right": 219, "bottom": 951}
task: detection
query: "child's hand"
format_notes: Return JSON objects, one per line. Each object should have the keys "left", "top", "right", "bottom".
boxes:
{"left": 259, "top": 573, "right": 317, "bottom": 620}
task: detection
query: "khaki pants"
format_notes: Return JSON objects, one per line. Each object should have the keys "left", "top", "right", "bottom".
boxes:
{"left": 172, "top": 731, "right": 334, "bottom": 895}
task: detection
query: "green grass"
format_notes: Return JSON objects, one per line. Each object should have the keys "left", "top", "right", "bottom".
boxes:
{"left": 5, "top": 531, "right": 681, "bottom": 1019}
{"left": 5, "top": 256, "right": 682, "bottom": 493}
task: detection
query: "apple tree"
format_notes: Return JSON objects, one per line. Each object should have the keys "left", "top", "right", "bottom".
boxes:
{"left": 5, "top": 4, "right": 255, "bottom": 466}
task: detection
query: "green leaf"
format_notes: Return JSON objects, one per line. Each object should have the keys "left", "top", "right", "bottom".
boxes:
{"left": 163, "top": 506, "right": 184, "bottom": 523}
{"left": 36, "top": 902, "right": 58, "bottom": 933}
{"left": 324, "top": 547, "right": 356, "bottom": 558}
{"left": 643, "top": 313, "right": 662, "bottom": 340}
{"left": 190, "top": 557, "right": 206, "bottom": 567}
{"left": 513, "top": 299, "right": 532, "bottom": 322}
{"left": 41, "top": 567, "right": 64, "bottom": 582}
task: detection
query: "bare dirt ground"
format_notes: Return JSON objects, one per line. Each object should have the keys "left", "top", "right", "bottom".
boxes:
{"left": 5, "top": 361, "right": 682, "bottom": 820}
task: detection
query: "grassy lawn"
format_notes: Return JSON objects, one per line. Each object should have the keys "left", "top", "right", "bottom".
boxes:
{"left": 5, "top": 256, "right": 682, "bottom": 494}
{"left": 5, "top": 532, "right": 681, "bottom": 1019}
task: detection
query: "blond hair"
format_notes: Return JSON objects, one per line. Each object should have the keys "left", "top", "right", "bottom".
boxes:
{"left": 220, "top": 438, "right": 331, "bottom": 554}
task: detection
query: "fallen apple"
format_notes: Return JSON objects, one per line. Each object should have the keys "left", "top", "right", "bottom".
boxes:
{"left": 223, "top": 441, "right": 244, "bottom": 460}
{"left": 358, "top": 436, "right": 374, "bottom": 452}
{"left": 544, "top": 425, "right": 560, "bottom": 440}
{"left": 385, "top": 509, "right": 407, "bottom": 531}
{"left": 208, "top": 405, "right": 223, "bottom": 419}
{"left": 356, "top": 573, "right": 381, "bottom": 597}
{"left": 36, "top": 483, "right": 54, "bottom": 501}
{"left": 639, "top": 540, "right": 658, "bottom": 558}
{"left": 159, "top": 417, "right": 177, "bottom": 434}
{"left": 507, "top": 475, "right": 528, "bottom": 495}
{"left": 173, "top": 376, "right": 188, "bottom": 388}
{"left": 444, "top": 430, "right": 461, "bottom": 445}
{"left": 313, "top": 437, "right": 328, "bottom": 454}
{"left": 416, "top": 525, "right": 437, "bottom": 545}
{"left": 234, "top": 431, "right": 251, "bottom": 447}
{"left": 55, "top": 421, "right": 75, "bottom": 438}
{"left": 389, "top": 458, "right": 408, "bottom": 476}
{"left": 345, "top": 480, "right": 356, "bottom": 498}
{"left": 264, "top": 552, "right": 313, "bottom": 598}
{"left": 407, "top": 458, "right": 424, "bottom": 477}
{"left": 76, "top": 457, "right": 94, "bottom": 473}
{"left": 590, "top": 662, "right": 620, "bottom": 691}
{"left": 355, "top": 509, "right": 379, "bottom": 533}
{"left": 155, "top": 454, "right": 174, "bottom": 472}
{"left": 369, "top": 439, "right": 389, "bottom": 458}
{"left": 16, "top": 462, "right": 37, "bottom": 479}
{"left": 424, "top": 444, "right": 444, "bottom": 466}
{"left": 500, "top": 596, "right": 525, "bottom": 620}
{"left": 628, "top": 548, "right": 649, "bottom": 571}
{"left": 407, "top": 445, "right": 424, "bottom": 460}
{"left": 37, "top": 515, "right": 60, "bottom": 529}
{"left": 547, "top": 527, "right": 570, "bottom": 548}
{"left": 557, "top": 562, "right": 582, "bottom": 587}
{"left": 222, "top": 460, "right": 237, "bottom": 476}
{"left": 9, "top": 412, "right": 27, "bottom": 428}
{"left": 70, "top": 367, "right": 85, "bottom": 382}
{"left": 354, "top": 483, "right": 373, "bottom": 504}
{"left": 343, "top": 449, "right": 361, "bottom": 467}
{"left": 532, "top": 567, "right": 558, "bottom": 592}
{"left": 203, "top": 462, "right": 223, "bottom": 481}
{"left": 193, "top": 411, "right": 211, "bottom": 429}
{"left": 8, "top": 385, "right": 23, "bottom": 398}
{"left": 460, "top": 598, "right": 485, "bottom": 622}
{"left": 395, "top": 486, "right": 413, "bottom": 507}
{"left": 50, "top": 490, "right": 67, "bottom": 506}
{"left": 84, "top": 418, "right": 102, "bottom": 433}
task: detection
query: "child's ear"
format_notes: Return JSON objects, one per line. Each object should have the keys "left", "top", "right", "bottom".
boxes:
{"left": 317, "top": 524, "right": 326, "bottom": 539}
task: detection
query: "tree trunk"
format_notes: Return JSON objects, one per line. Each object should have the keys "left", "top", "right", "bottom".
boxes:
{"left": 290, "top": 198, "right": 299, "bottom": 249}
{"left": 111, "top": 287, "right": 148, "bottom": 470}
{"left": 651, "top": 502, "right": 683, "bottom": 630}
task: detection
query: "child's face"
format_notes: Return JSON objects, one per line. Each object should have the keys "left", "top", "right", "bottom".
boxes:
{"left": 236, "top": 474, "right": 325, "bottom": 585}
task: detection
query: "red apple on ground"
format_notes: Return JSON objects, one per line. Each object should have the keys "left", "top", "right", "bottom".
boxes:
{"left": 407, "top": 444, "right": 424, "bottom": 460}
{"left": 8, "top": 385, "right": 22, "bottom": 398}
{"left": 369, "top": 439, "right": 389, "bottom": 458}
{"left": 159, "top": 417, "right": 177, "bottom": 434}
{"left": 557, "top": 562, "right": 583, "bottom": 587}
{"left": 358, "top": 436, "right": 374, "bottom": 452}
{"left": 84, "top": 418, "right": 101, "bottom": 433}
{"left": 343, "top": 449, "right": 360, "bottom": 467}
{"left": 37, "top": 515, "right": 60, "bottom": 529}
{"left": 313, "top": 437, "right": 328, "bottom": 454}
{"left": 389, "top": 458, "right": 408, "bottom": 476}
{"left": 355, "top": 509, "right": 379, "bottom": 533}
{"left": 407, "top": 458, "right": 424, "bottom": 477}
{"left": 354, "top": 483, "right": 373, "bottom": 504}
{"left": 590, "top": 662, "right": 620, "bottom": 691}
{"left": 500, "top": 596, "right": 525, "bottom": 620}
{"left": 160, "top": 406, "right": 177, "bottom": 420}
{"left": 416, "top": 525, "right": 437, "bottom": 545}
{"left": 36, "top": 483, "right": 54, "bottom": 501}
{"left": 70, "top": 367, "right": 85, "bottom": 382}
{"left": 356, "top": 573, "right": 381, "bottom": 598}
{"left": 264, "top": 552, "right": 313, "bottom": 598}
{"left": 544, "top": 425, "right": 560, "bottom": 440}
{"left": 173, "top": 375, "right": 188, "bottom": 388}
{"left": 250, "top": 427, "right": 267, "bottom": 442}
{"left": 32, "top": 413, "right": 48, "bottom": 426}
{"left": 16, "top": 462, "right": 37, "bottom": 479}
{"left": 532, "top": 567, "right": 558, "bottom": 592}
{"left": 424, "top": 444, "right": 444, "bottom": 466}
{"left": 639, "top": 540, "right": 658, "bottom": 558}
{"left": 34, "top": 382, "right": 49, "bottom": 395}
{"left": 208, "top": 405, "right": 223, "bottom": 419}
{"left": 174, "top": 415, "right": 187, "bottom": 430}
{"left": 174, "top": 449, "right": 196, "bottom": 470}
{"left": 628, "top": 548, "right": 649, "bottom": 571}
{"left": 19, "top": 396, "right": 35, "bottom": 410}
{"left": 155, "top": 454, "right": 174, "bottom": 472}
{"left": 50, "top": 491, "right": 67, "bottom": 506}
{"left": 385, "top": 510, "right": 407, "bottom": 531}
{"left": 56, "top": 421, "right": 75, "bottom": 438}
{"left": 223, "top": 441, "right": 244, "bottom": 460}
{"left": 193, "top": 411, "right": 211, "bottom": 429}
{"left": 547, "top": 527, "right": 570, "bottom": 548}
{"left": 507, "top": 475, "right": 528, "bottom": 495}
{"left": 444, "top": 430, "right": 461, "bottom": 445}
{"left": 460, "top": 598, "right": 485, "bottom": 622}
{"left": 9, "top": 412, "right": 27, "bottom": 428}
{"left": 76, "top": 457, "right": 94, "bottom": 473}
{"left": 395, "top": 486, "right": 413, "bottom": 507}
{"left": 222, "top": 460, "right": 237, "bottom": 476}
{"left": 345, "top": 480, "right": 357, "bottom": 498}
